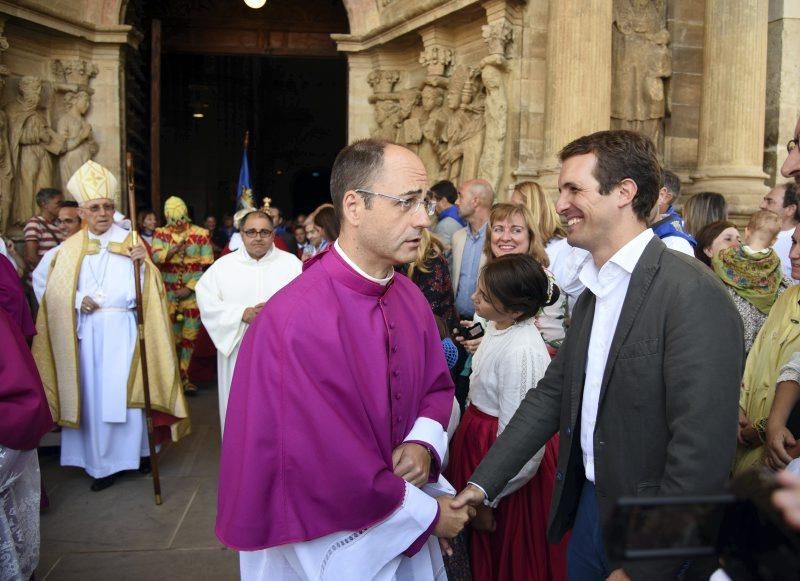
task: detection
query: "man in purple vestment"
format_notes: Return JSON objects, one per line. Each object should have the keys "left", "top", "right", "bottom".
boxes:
{"left": 217, "top": 139, "right": 474, "bottom": 580}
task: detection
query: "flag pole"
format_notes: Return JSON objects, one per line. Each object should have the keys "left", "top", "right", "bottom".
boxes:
{"left": 126, "top": 152, "right": 163, "bottom": 506}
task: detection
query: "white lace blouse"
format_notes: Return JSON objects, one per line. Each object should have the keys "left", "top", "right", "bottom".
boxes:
{"left": 468, "top": 317, "right": 552, "bottom": 505}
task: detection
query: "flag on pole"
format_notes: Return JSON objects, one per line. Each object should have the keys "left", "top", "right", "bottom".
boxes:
{"left": 237, "top": 130, "right": 254, "bottom": 210}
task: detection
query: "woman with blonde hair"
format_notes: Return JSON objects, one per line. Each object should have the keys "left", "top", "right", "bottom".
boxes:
{"left": 511, "top": 181, "right": 589, "bottom": 316}
{"left": 403, "top": 228, "right": 458, "bottom": 332}
{"left": 482, "top": 203, "right": 567, "bottom": 351}
{"left": 682, "top": 191, "right": 728, "bottom": 238}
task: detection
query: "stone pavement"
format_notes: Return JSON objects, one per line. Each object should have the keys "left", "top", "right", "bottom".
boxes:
{"left": 36, "top": 383, "right": 239, "bottom": 580}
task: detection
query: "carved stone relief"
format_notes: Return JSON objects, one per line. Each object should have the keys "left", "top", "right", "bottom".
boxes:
{"left": 5, "top": 77, "right": 62, "bottom": 228}
{"left": 0, "top": 25, "right": 12, "bottom": 235}
{"left": 611, "top": 0, "right": 671, "bottom": 149}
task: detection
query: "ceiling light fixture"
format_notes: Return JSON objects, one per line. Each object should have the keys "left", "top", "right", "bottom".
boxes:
{"left": 243, "top": 0, "right": 267, "bottom": 8}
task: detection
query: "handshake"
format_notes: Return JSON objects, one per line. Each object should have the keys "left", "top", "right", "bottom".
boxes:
{"left": 434, "top": 484, "right": 494, "bottom": 556}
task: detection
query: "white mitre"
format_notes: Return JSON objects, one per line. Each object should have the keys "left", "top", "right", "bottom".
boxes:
{"left": 66, "top": 160, "right": 131, "bottom": 229}
{"left": 66, "top": 160, "right": 119, "bottom": 204}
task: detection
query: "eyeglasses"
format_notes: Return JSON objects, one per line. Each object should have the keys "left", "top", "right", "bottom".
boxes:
{"left": 54, "top": 218, "right": 80, "bottom": 226}
{"left": 84, "top": 202, "right": 115, "bottom": 214}
{"left": 355, "top": 188, "right": 437, "bottom": 216}
{"left": 243, "top": 228, "right": 274, "bottom": 239}
{"left": 788, "top": 138, "right": 799, "bottom": 154}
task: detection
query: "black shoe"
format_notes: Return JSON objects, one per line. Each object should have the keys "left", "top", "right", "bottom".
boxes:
{"left": 138, "top": 457, "right": 152, "bottom": 474}
{"left": 90, "top": 474, "right": 116, "bottom": 492}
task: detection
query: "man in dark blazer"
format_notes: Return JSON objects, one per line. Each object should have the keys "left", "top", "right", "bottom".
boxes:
{"left": 453, "top": 130, "right": 744, "bottom": 580}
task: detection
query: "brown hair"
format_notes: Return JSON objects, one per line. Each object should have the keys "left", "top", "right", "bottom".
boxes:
{"left": 484, "top": 203, "right": 550, "bottom": 267}
{"left": 480, "top": 253, "right": 560, "bottom": 322}
{"left": 329, "top": 139, "right": 388, "bottom": 221}
{"left": 312, "top": 205, "right": 339, "bottom": 242}
{"left": 558, "top": 130, "right": 662, "bottom": 222}
{"left": 694, "top": 220, "right": 737, "bottom": 267}
{"left": 408, "top": 229, "right": 445, "bottom": 279}
{"left": 512, "top": 180, "right": 567, "bottom": 243}
{"left": 682, "top": 192, "right": 728, "bottom": 238}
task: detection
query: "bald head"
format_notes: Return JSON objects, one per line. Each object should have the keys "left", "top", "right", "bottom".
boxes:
{"left": 456, "top": 179, "right": 495, "bottom": 224}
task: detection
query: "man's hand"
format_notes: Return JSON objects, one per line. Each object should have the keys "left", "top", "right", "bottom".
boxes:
{"left": 765, "top": 424, "right": 797, "bottom": 470}
{"left": 129, "top": 240, "right": 148, "bottom": 262}
{"left": 173, "top": 287, "right": 192, "bottom": 300}
{"left": 451, "top": 483, "right": 486, "bottom": 509}
{"left": 242, "top": 302, "right": 265, "bottom": 324}
{"left": 433, "top": 496, "right": 475, "bottom": 539}
{"left": 167, "top": 242, "right": 186, "bottom": 259}
{"left": 606, "top": 568, "right": 630, "bottom": 581}
{"left": 773, "top": 471, "right": 800, "bottom": 531}
{"left": 392, "top": 443, "right": 431, "bottom": 487}
{"left": 80, "top": 296, "right": 100, "bottom": 314}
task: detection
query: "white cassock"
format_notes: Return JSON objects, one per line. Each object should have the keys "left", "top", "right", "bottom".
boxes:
{"left": 60, "top": 224, "right": 149, "bottom": 478}
{"left": 195, "top": 245, "right": 302, "bottom": 432}
{"left": 240, "top": 472, "right": 453, "bottom": 581}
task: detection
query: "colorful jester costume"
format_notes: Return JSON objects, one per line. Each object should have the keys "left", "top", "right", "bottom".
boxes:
{"left": 151, "top": 196, "right": 214, "bottom": 390}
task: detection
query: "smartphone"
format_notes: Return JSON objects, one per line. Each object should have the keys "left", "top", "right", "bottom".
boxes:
{"left": 455, "top": 321, "right": 485, "bottom": 340}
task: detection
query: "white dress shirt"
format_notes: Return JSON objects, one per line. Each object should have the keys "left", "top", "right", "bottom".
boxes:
{"left": 773, "top": 227, "right": 798, "bottom": 283}
{"left": 579, "top": 228, "right": 654, "bottom": 483}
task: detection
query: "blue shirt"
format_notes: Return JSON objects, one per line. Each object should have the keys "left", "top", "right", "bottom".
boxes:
{"left": 455, "top": 223, "right": 487, "bottom": 318}
{"left": 439, "top": 205, "right": 467, "bottom": 227}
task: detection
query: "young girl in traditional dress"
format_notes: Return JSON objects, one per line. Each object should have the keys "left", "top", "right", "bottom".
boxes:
{"left": 446, "top": 253, "right": 568, "bottom": 581}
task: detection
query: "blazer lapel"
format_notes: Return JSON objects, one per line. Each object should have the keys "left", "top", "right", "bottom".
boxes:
{"left": 597, "top": 237, "right": 663, "bottom": 408}
{"left": 570, "top": 294, "right": 595, "bottom": 426}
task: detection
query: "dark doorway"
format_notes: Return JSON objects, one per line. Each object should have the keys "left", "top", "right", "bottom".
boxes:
{"left": 160, "top": 54, "right": 346, "bottom": 222}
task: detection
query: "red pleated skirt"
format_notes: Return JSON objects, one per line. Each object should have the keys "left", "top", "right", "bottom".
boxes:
{"left": 446, "top": 405, "right": 569, "bottom": 581}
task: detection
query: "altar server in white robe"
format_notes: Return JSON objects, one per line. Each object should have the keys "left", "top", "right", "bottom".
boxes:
{"left": 196, "top": 209, "right": 302, "bottom": 432}
{"left": 32, "top": 160, "right": 189, "bottom": 492}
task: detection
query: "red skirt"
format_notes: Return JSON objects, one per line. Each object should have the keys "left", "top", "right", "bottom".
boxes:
{"left": 446, "top": 405, "right": 569, "bottom": 581}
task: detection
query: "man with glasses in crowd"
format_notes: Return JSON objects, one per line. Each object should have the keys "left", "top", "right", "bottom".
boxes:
{"left": 216, "top": 139, "right": 473, "bottom": 580}
{"left": 196, "top": 208, "right": 301, "bottom": 434}
{"left": 32, "top": 160, "right": 189, "bottom": 491}
{"left": 151, "top": 196, "right": 214, "bottom": 394}
{"left": 31, "top": 200, "right": 82, "bottom": 303}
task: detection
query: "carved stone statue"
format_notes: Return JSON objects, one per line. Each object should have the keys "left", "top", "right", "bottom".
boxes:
{"left": 58, "top": 90, "right": 98, "bottom": 188}
{"left": 419, "top": 84, "right": 448, "bottom": 181}
{"left": 0, "top": 70, "right": 13, "bottom": 235}
{"left": 440, "top": 67, "right": 485, "bottom": 185}
{"left": 372, "top": 98, "right": 403, "bottom": 141}
{"left": 478, "top": 56, "right": 508, "bottom": 192}
{"left": 5, "top": 76, "right": 61, "bottom": 226}
{"left": 611, "top": 0, "right": 671, "bottom": 148}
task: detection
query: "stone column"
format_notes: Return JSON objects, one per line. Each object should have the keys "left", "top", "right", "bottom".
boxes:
{"left": 343, "top": 51, "right": 377, "bottom": 142}
{"left": 538, "top": 0, "right": 613, "bottom": 188}
{"left": 690, "top": 0, "right": 769, "bottom": 212}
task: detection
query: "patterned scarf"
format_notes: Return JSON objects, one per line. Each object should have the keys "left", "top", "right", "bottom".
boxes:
{"left": 712, "top": 245, "right": 783, "bottom": 314}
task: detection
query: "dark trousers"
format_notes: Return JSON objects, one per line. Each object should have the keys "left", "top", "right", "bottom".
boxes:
{"left": 568, "top": 480, "right": 610, "bottom": 581}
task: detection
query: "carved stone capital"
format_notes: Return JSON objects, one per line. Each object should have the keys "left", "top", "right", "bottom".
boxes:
{"left": 419, "top": 46, "right": 453, "bottom": 77}
{"left": 482, "top": 20, "right": 513, "bottom": 57}
{"left": 367, "top": 69, "right": 400, "bottom": 94}
{"left": 51, "top": 59, "right": 99, "bottom": 92}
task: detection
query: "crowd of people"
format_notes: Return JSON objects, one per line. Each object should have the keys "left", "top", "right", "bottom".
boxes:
{"left": 4, "top": 121, "right": 800, "bottom": 581}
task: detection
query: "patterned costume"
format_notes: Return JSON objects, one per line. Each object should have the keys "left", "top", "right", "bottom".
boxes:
{"left": 151, "top": 197, "right": 213, "bottom": 390}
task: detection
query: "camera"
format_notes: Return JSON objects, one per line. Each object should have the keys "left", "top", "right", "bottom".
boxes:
{"left": 607, "top": 469, "right": 800, "bottom": 580}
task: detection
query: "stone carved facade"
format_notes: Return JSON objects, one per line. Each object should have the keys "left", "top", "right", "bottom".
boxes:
{"left": 611, "top": 0, "right": 671, "bottom": 149}
{"left": 0, "top": 23, "right": 12, "bottom": 235}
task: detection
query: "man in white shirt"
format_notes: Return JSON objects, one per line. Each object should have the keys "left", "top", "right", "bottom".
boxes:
{"left": 195, "top": 210, "right": 302, "bottom": 434}
{"left": 454, "top": 130, "right": 743, "bottom": 580}
{"left": 759, "top": 181, "right": 799, "bottom": 283}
